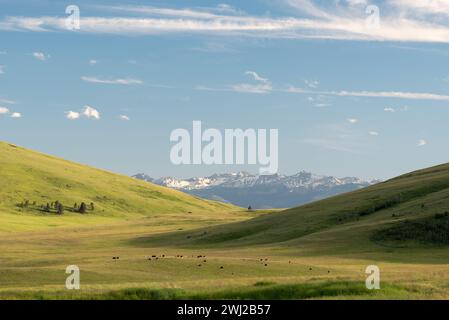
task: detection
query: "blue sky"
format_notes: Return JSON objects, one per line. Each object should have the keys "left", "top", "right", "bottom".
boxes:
{"left": 1, "top": 0, "right": 449, "bottom": 179}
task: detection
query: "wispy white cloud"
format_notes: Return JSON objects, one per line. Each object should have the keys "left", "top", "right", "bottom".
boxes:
{"left": 390, "top": 0, "right": 449, "bottom": 17}
{"left": 347, "top": 118, "right": 358, "bottom": 124}
{"left": 304, "top": 79, "right": 319, "bottom": 89}
{"left": 102, "top": 5, "right": 222, "bottom": 19}
{"left": 307, "top": 94, "right": 331, "bottom": 107}
{"left": 287, "top": 86, "right": 449, "bottom": 101}
{"left": 0, "top": 65, "right": 5, "bottom": 74}
{"left": 198, "top": 71, "right": 272, "bottom": 94}
{"left": 384, "top": 105, "right": 408, "bottom": 112}
{"left": 417, "top": 139, "right": 427, "bottom": 147}
{"left": 119, "top": 114, "right": 130, "bottom": 121}
{"left": 231, "top": 71, "right": 272, "bottom": 94}
{"left": 314, "top": 103, "right": 331, "bottom": 107}
{"left": 0, "top": 98, "right": 16, "bottom": 105}
{"left": 194, "top": 85, "right": 223, "bottom": 92}
{"left": 10, "top": 112, "right": 21, "bottom": 118}
{"left": 368, "top": 131, "right": 379, "bottom": 136}
{"left": 231, "top": 83, "right": 272, "bottom": 94}
{"left": 83, "top": 106, "right": 100, "bottom": 119}
{"left": 334, "top": 90, "right": 449, "bottom": 101}
{"left": 81, "top": 76, "right": 143, "bottom": 85}
{"left": 0, "top": 107, "right": 9, "bottom": 114}
{"left": 191, "top": 42, "right": 237, "bottom": 53}
{"left": 89, "top": 59, "right": 97, "bottom": 65}
{"left": 346, "top": 0, "right": 368, "bottom": 6}
{"left": 245, "top": 71, "right": 268, "bottom": 83}
{"left": 2, "top": 2, "right": 449, "bottom": 43}
{"left": 33, "top": 52, "right": 49, "bottom": 61}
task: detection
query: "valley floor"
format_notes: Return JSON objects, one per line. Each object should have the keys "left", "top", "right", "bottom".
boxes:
{"left": 1, "top": 211, "right": 449, "bottom": 300}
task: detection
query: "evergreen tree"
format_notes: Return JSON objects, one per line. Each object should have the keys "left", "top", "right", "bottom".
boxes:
{"left": 79, "top": 202, "right": 87, "bottom": 214}
{"left": 57, "top": 203, "right": 64, "bottom": 215}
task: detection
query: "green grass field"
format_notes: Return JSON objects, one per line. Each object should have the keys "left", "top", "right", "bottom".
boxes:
{"left": 2, "top": 142, "right": 449, "bottom": 299}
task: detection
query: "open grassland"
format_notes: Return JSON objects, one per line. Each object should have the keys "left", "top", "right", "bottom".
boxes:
{"left": 3, "top": 142, "right": 449, "bottom": 299}
{"left": 2, "top": 214, "right": 449, "bottom": 300}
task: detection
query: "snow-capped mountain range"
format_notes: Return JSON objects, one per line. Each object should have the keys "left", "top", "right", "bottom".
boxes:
{"left": 133, "top": 172, "right": 380, "bottom": 209}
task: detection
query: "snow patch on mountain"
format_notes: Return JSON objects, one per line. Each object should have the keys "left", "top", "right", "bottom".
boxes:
{"left": 135, "top": 171, "right": 379, "bottom": 192}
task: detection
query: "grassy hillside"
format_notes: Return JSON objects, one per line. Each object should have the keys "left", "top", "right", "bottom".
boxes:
{"left": 143, "top": 162, "right": 449, "bottom": 250}
{"left": 2, "top": 147, "right": 449, "bottom": 299}
{"left": 0, "top": 142, "right": 239, "bottom": 232}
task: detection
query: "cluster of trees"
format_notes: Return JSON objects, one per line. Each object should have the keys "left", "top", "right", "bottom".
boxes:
{"left": 19, "top": 200, "right": 95, "bottom": 215}
{"left": 73, "top": 202, "right": 95, "bottom": 214}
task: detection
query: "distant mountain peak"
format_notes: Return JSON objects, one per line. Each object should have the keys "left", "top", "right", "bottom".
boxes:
{"left": 133, "top": 171, "right": 380, "bottom": 209}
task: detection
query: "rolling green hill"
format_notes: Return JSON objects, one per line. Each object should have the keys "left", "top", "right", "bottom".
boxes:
{"left": 0, "top": 141, "right": 239, "bottom": 232}
{"left": 145, "top": 162, "right": 449, "bottom": 251}
{"left": 2, "top": 142, "right": 449, "bottom": 299}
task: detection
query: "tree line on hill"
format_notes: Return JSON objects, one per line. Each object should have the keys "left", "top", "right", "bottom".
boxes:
{"left": 18, "top": 200, "right": 95, "bottom": 215}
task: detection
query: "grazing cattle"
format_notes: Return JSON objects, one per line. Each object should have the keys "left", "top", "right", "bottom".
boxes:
{"left": 264, "top": 264, "right": 268, "bottom": 267}
{"left": 309, "top": 267, "right": 312, "bottom": 271}
{"left": 220, "top": 266, "right": 224, "bottom": 269}
{"left": 203, "top": 260, "right": 207, "bottom": 263}
{"left": 152, "top": 255, "right": 156, "bottom": 258}
{"left": 198, "top": 264, "right": 202, "bottom": 267}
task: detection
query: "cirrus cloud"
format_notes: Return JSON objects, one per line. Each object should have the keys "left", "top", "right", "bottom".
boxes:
{"left": 4, "top": 2, "right": 449, "bottom": 44}
{"left": 81, "top": 76, "right": 143, "bottom": 85}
